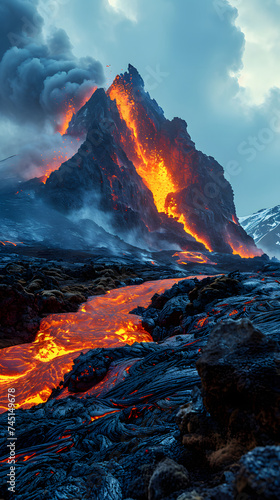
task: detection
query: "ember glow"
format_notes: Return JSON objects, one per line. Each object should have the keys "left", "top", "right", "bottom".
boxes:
{"left": 195, "top": 317, "right": 209, "bottom": 328}
{"left": 0, "top": 278, "right": 200, "bottom": 414}
{"left": 39, "top": 141, "right": 73, "bottom": 184}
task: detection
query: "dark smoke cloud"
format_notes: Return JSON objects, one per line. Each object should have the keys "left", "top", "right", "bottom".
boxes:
{"left": 0, "top": 0, "right": 104, "bottom": 128}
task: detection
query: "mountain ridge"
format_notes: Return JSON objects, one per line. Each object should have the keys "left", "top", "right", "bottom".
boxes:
{"left": 240, "top": 205, "right": 280, "bottom": 258}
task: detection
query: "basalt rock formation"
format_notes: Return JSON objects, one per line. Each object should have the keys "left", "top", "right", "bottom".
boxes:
{"left": 43, "top": 65, "right": 261, "bottom": 256}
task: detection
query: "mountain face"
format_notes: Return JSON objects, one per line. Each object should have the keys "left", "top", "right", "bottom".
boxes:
{"left": 240, "top": 206, "right": 280, "bottom": 258}
{"left": 43, "top": 64, "right": 262, "bottom": 257}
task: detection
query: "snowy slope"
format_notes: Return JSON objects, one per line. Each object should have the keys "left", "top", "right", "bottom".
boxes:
{"left": 240, "top": 205, "right": 280, "bottom": 258}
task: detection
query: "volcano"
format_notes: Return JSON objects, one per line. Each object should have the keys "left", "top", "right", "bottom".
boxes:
{"left": 1, "top": 66, "right": 279, "bottom": 500}
{"left": 42, "top": 65, "right": 262, "bottom": 258}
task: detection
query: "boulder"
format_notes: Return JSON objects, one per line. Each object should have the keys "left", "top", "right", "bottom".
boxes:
{"left": 236, "top": 446, "right": 280, "bottom": 499}
{"left": 148, "top": 458, "right": 190, "bottom": 500}
{"left": 186, "top": 276, "right": 241, "bottom": 314}
{"left": 196, "top": 319, "right": 280, "bottom": 438}
{"left": 158, "top": 296, "right": 189, "bottom": 328}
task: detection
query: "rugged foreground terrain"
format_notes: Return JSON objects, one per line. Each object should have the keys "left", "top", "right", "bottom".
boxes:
{"left": 0, "top": 251, "right": 280, "bottom": 499}
{"left": 0, "top": 246, "right": 266, "bottom": 349}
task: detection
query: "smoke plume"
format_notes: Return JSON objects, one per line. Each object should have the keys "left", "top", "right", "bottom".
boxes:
{"left": 0, "top": 0, "right": 104, "bottom": 128}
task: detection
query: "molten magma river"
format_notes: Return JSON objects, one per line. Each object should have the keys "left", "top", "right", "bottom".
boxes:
{"left": 0, "top": 278, "right": 203, "bottom": 414}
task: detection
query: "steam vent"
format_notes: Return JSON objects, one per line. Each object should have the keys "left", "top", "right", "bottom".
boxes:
{"left": 43, "top": 65, "right": 262, "bottom": 258}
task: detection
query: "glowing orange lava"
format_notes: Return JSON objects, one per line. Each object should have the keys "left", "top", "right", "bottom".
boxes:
{"left": 195, "top": 317, "right": 209, "bottom": 328}
{"left": 0, "top": 241, "right": 23, "bottom": 247}
{"left": 0, "top": 278, "right": 207, "bottom": 414}
{"left": 57, "top": 103, "right": 76, "bottom": 136}
{"left": 173, "top": 251, "right": 216, "bottom": 265}
{"left": 226, "top": 233, "right": 264, "bottom": 259}
{"left": 109, "top": 78, "right": 174, "bottom": 212}
{"left": 108, "top": 78, "right": 212, "bottom": 251}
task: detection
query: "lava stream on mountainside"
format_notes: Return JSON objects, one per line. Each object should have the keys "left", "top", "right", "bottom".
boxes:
{"left": 108, "top": 78, "right": 212, "bottom": 252}
{"left": 226, "top": 232, "right": 264, "bottom": 259}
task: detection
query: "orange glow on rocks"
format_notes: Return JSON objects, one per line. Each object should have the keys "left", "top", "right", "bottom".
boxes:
{"left": 195, "top": 317, "right": 209, "bottom": 328}
{"left": 57, "top": 103, "right": 76, "bottom": 136}
{"left": 57, "top": 89, "right": 97, "bottom": 136}
{"left": 0, "top": 240, "right": 24, "bottom": 247}
{"left": 108, "top": 77, "right": 212, "bottom": 252}
{"left": 39, "top": 88, "right": 97, "bottom": 183}
{"left": 90, "top": 410, "right": 121, "bottom": 422}
{"left": 226, "top": 233, "right": 264, "bottom": 259}
{"left": 0, "top": 278, "right": 192, "bottom": 414}
{"left": 109, "top": 78, "right": 175, "bottom": 213}
{"left": 173, "top": 251, "right": 216, "bottom": 265}
{"left": 39, "top": 140, "right": 75, "bottom": 183}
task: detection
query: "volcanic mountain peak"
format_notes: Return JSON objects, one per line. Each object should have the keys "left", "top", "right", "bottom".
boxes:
{"left": 43, "top": 65, "right": 262, "bottom": 257}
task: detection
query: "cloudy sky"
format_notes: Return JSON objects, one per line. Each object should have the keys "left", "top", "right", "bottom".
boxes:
{"left": 1, "top": 0, "right": 280, "bottom": 215}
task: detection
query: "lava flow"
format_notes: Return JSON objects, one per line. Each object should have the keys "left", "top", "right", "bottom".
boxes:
{"left": 0, "top": 278, "right": 200, "bottom": 414}
{"left": 108, "top": 77, "right": 212, "bottom": 252}
{"left": 57, "top": 102, "right": 76, "bottom": 136}
{"left": 226, "top": 232, "right": 263, "bottom": 259}
{"left": 0, "top": 241, "right": 23, "bottom": 247}
{"left": 173, "top": 251, "right": 217, "bottom": 265}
